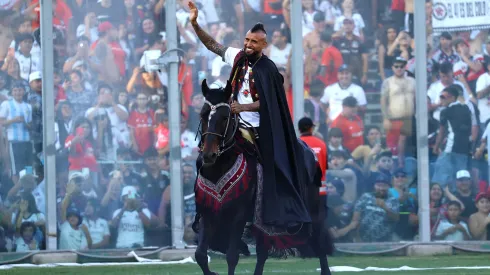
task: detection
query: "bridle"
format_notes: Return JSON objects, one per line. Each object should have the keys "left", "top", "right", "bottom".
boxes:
{"left": 196, "top": 99, "right": 239, "bottom": 157}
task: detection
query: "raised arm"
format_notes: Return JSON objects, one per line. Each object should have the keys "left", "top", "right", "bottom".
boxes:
{"left": 188, "top": 1, "right": 228, "bottom": 57}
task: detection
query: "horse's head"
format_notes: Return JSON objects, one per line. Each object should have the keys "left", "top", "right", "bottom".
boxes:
{"left": 200, "top": 79, "right": 236, "bottom": 165}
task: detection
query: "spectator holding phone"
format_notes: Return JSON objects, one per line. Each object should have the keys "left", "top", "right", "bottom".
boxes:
{"left": 86, "top": 83, "right": 130, "bottom": 149}
{"left": 64, "top": 118, "right": 98, "bottom": 174}
{"left": 110, "top": 186, "right": 151, "bottom": 249}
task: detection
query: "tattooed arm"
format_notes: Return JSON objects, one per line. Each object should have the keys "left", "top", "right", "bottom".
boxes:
{"left": 188, "top": 1, "right": 227, "bottom": 57}
{"left": 191, "top": 22, "right": 228, "bottom": 57}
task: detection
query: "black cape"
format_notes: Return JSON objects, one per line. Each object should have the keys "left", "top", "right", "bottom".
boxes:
{"left": 234, "top": 54, "right": 312, "bottom": 228}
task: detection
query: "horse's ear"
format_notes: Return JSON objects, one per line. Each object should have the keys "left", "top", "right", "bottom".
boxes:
{"left": 201, "top": 79, "right": 209, "bottom": 98}
{"left": 225, "top": 80, "right": 232, "bottom": 99}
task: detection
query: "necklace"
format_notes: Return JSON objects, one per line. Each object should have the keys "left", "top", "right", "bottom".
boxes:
{"left": 247, "top": 55, "right": 262, "bottom": 73}
{"left": 242, "top": 55, "right": 262, "bottom": 98}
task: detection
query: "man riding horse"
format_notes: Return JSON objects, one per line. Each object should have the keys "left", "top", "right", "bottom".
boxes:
{"left": 189, "top": 1, "right": 312, "bottom": 232}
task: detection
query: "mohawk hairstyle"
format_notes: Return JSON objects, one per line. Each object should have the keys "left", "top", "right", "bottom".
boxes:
{"left": 250, "top": 23, "right": 267, "bottom": 35}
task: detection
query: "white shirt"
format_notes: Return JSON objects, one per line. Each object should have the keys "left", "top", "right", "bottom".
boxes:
{"left": 176, "top": 8, "right": 207, "bottom": 28}
{"left": 0, "top": 0, "right": 17, "bottom": 9}
{"left": 482, "top": 123, "right": 490, "bottom": 156}
{"left": 15, "top": 52, "right": 41, "bottom": 82}
{"left": 302, "top": 10, "right": 318, "bottom": 34}
{"left": 476, "top": 73, "right": 490, "bottom": 123}
{"left": 59, "top": 221, "right": 87, "bottom": 250}
{"left": 9, "top": 40, "right": 41, "bottom": 57}
{"left": 0, "top": 99, "right": 32, "bottom": 141}
{"left": 176, "top": 9, "right": 204, "bottom": 44}
{"left": 11, "top": 212, "right": 45, "bottom": 227}
{"left": 317, "top": 1, "right": 342, "bottom": 23}
{"left": 76, "top": 24, "right": 99, "bottom": 44}
{"left": 11, "top": 211, "right": 44, "bottom": 250}
{"left": 112, "top": 208, "right": 151, "bottom": 249}
{"left": 82, "top": 218, "right": 109, "bottom": 247}
{"left": 197, "top": 0, "right": 220, "bottom": 23}
{"left": 268, "top": 44, "right": 292, "bottom": 68}
{"left": 15, "top": 238, "right": 38, "bottom": 252}
{"left": 320, "top": 83, "right": 367, "bottom": 120}
{"left": 54, "top": 120, "right": 73, "bottom": 150}
{"left": 32, "top": 180, "right": 45, "bottom": 215}
{"left": 223, "top": 47, "right": 260, "bottom": 127}
{"left": 241, "top": 0, "right": 261, "bottom": 13}
{"left": 181, "top": 129, "right": 199, "bottom": 158}
{"left": 303, "top": 24, "right": 313, "bottom": 37}
{"left": 85, "top": 105, "right": 130, "bottom": 147}
{"left": 334, "top": 14, "right": 365, "bottom": 37}
{"left": 210, "top": 79, "right": 227, "bottom": 89}
{"left": 211, "top": 55, "right": 227, "bottom": 78}
{"left": 435, "top": 220, "right": 470, "bottom": 241}
{"left": 427, "top": 80, "right": 470, "bottom": 121}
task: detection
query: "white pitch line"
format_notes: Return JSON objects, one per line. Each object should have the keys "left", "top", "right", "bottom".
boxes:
{"left": 3, "top": 258, "right": 490, "bottom": 274}
{"left": 325, "top": 266, "right": 490, "bottom": 272}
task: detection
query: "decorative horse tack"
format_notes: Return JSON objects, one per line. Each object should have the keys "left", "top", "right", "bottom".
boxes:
{"left": 200, "top": 99, "right": 238, "bottom": 156}
{"left": 195, "top": 153, "right": 251, "bottom": 213}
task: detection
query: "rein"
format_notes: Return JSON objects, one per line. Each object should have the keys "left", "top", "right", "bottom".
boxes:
{"left": 196, "top": 100, "right": 239, "bottom": 157}
{"left": 194, "top": 100, "right": 262, "bottom": 161}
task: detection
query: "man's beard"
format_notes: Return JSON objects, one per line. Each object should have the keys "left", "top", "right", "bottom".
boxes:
{"left": 244, "top": 48, "right": 260, "bottom": 58}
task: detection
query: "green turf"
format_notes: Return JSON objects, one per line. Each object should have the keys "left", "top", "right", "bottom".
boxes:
{"left": 2, "top": 255, "right": 490, "bottom": 274}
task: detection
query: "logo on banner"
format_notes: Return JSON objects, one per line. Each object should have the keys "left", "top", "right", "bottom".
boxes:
{"left": 433, "top": 2, "right": 448, "bottom": 20}
{"left": 432, "top": 0, "right": 490, "bottom": 32}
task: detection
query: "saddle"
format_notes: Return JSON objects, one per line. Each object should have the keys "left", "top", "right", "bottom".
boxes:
{"left": 238, "top": 126, "right": 262, "bottom": 162}
{"left": 239, "top": 128, "right": 255, "bottom": 144}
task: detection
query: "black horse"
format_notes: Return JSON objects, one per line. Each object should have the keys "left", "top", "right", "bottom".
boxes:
{"left": 193, "top": 79, "right": 333, "bottom": 275}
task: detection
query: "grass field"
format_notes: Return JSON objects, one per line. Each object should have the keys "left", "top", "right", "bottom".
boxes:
{"left": 2, "top": 255, "right": 490, "bottom": 275}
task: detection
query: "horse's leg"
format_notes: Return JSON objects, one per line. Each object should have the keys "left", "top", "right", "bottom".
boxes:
{"left": 310, "top": 222, "right": 331, "bottom": 275}
{"left": 226, "top": 209, "right": 247, "bottom": 275}
{"left": 195, "top": 215, "right": 218, "bottom": 275}
{"left": 321, "top": 255, "right": 332, "bottom": 275}
{"left": 253, "top": 233, "right": 269, "bottom": 275}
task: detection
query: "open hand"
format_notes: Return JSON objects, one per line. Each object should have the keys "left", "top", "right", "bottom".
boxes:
{"left": 188, "top": 1, "right": 198, "bottom": 24}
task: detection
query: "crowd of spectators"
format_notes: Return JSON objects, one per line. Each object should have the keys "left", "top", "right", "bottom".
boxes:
{"left": 0, "top": 0, "right": 489, "bottom": 252}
